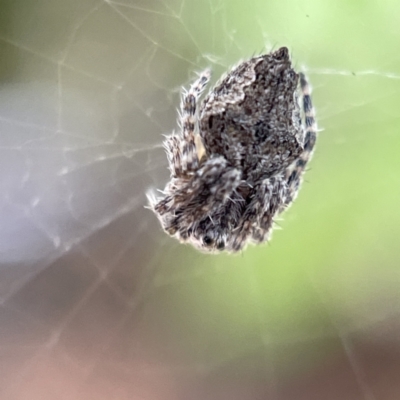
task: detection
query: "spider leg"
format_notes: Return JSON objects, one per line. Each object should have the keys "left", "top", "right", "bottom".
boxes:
{"left": 250, "top": 176, "right": 289, "bottom": 245}
{"left": 164, "top": 69, "right": 211, "bottom": 178}
{"left": 284, "top": 72, "right": 317, "bottom": 206}
{"left": 228, "top": 176, "right": 288, "bottom": 251}
{"left": 153, "top": 156, "right": 241, "bottom": 236}
{"left": 163, "top": 133, "right": 184, "bottom": 177}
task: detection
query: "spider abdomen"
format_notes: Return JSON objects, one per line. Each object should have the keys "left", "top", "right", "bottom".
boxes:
{"left": 199, "top": 50, "right": 303, "bottom": 177}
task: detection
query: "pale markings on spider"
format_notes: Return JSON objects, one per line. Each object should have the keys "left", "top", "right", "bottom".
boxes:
{"left": 148, "top": 47, "right": 317, "bottom": 253}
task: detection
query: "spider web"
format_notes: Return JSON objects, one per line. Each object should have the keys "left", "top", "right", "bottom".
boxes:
{"left": 1, "top": 0, "right": 400, "bottom": 399}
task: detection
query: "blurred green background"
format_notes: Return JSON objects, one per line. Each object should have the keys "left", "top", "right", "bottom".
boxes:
{"left": 0, "top": 0, "right": 399, "bottom": 399}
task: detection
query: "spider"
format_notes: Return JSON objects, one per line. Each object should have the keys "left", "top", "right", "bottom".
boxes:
{"left": 148, "top": 47, "right": 317, "bottom": 253}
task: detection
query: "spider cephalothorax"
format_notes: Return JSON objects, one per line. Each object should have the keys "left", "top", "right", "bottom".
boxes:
{"left": 148, "top": 47, "right": 317, "bottom": 253}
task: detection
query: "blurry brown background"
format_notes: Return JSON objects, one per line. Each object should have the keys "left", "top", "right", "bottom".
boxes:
{"left": 0, "top": 0, "right": 400, "bottom": 399}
